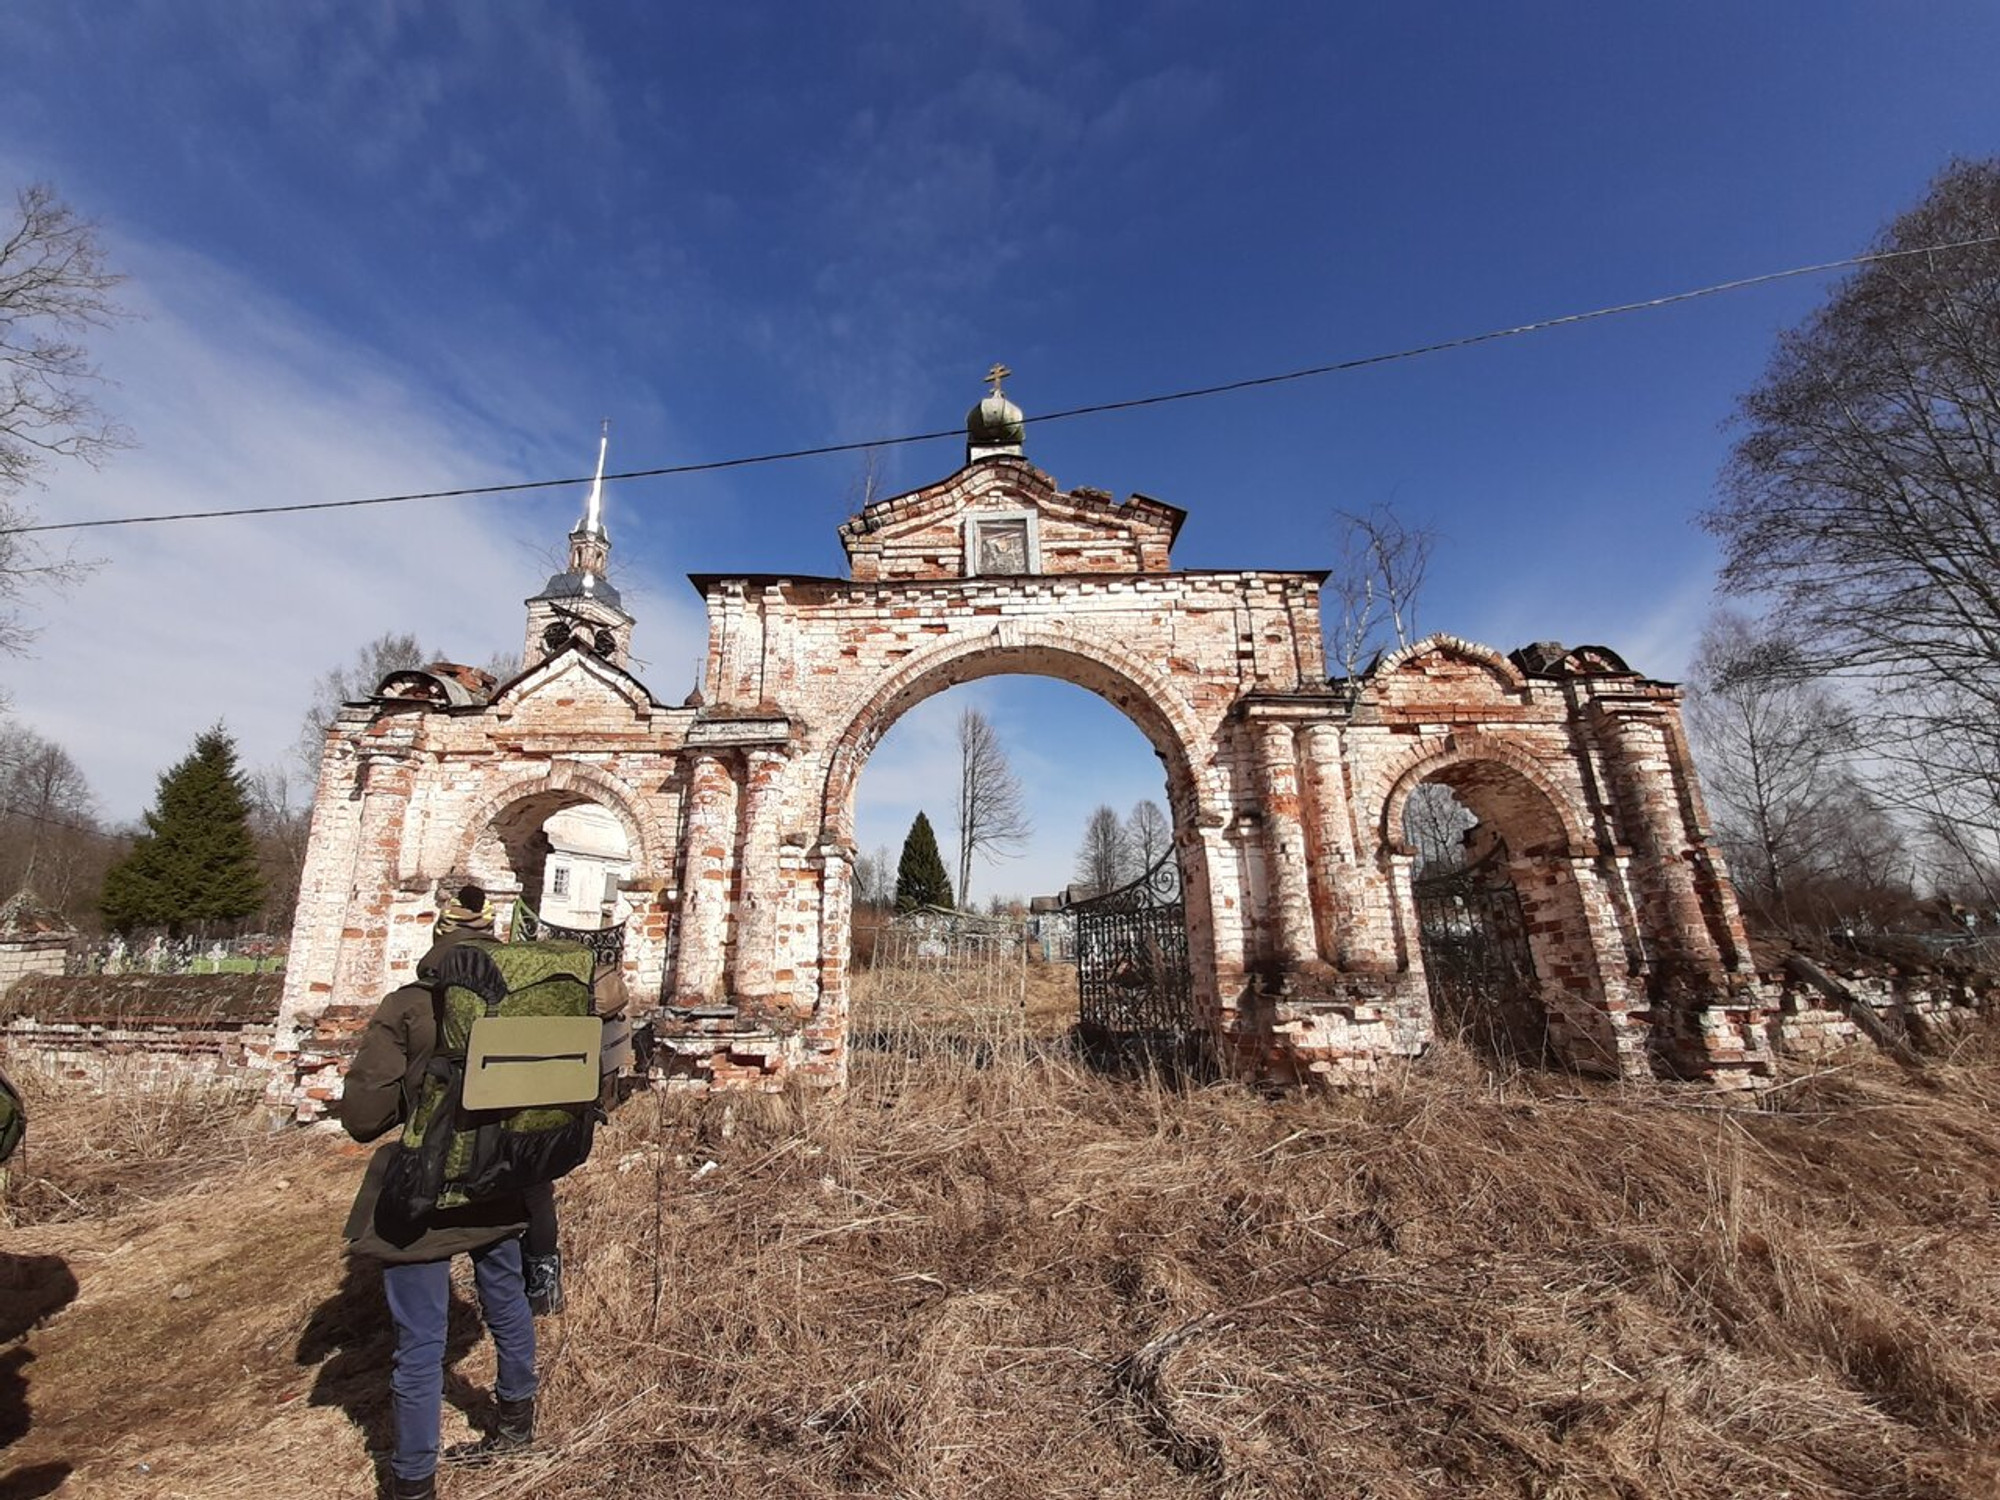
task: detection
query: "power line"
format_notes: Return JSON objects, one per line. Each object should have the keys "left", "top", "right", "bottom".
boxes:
{"left": 9, "top": 233, "right": 1998, "bottom": 540}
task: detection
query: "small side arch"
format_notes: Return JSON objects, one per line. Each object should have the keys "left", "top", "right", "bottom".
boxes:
{"left": 1380, "top": 733, "right": 1637, "bottom": 1076}
{"left": 1377, "top": 731, "right": 1595, "bottom": 859}
{"left": 443, "top": 759, "right": 664, "bottom": 883}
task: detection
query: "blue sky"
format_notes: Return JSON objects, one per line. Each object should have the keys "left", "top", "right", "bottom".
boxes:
{"left": 1, "top": 2, "right": 1995, "bottom": 902}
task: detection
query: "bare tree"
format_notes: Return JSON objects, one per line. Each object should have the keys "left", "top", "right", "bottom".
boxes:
{"left": 0, "top": 183, "right": 130, "bottom": 663}
{"left": 851, "top": 843, "right": 895, "bottom": 908}
{"left": 1403, "top": 783, "right": 1477, "bottom": 873}
{"left": 297, "top": 631, "right": 432, "bottom": 779}
{"left": 482, "top": 648, "right": 523, "bottom": 683}
{"left": 1073, "top": 804, "right": 1133, "bottom": 899}
{"left": 1125, "top": 798, "right": 1171, "bottom": 877}
{"left": 0, "top": 722, "right": 102, "bottom": 912}
{"left": 954, "top": 705, "right": 1031, "bottom": 905}
{"left": 1684, "top": 612, "right": 1881, "bottom": 926}
{"left": 246, "top": 763, "right": 313, "bottom": 933}
{"left": 1328, "top": 503, "right": 1436, "bottom": 687}
{"left": 839, "top": 445, "right": 892, "bottom": 574}
{"left": 1702, "top": 158, "right": 2000, "bottom": 899}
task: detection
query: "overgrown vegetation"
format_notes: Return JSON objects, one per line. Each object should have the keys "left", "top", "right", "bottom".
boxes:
{"left": 3, "top": 1000, "right": 1999, "bottom": 1497}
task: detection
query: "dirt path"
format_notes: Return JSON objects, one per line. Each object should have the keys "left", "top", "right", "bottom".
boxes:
{"left": 2, "top": 1131, "right": 403, "bottom": 1499}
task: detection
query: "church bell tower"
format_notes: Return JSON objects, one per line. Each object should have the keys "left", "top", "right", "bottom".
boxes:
{"left": 523, "top": 422, "right": 637, "bottom": 671}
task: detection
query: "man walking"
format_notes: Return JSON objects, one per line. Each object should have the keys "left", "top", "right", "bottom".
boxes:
{"left": 339, "top": 888, "right": 537, "bottom": 1500}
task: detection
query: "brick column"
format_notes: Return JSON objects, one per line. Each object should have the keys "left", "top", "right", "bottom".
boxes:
{"left": 1299, "top": 721, "right": 1358, "bottom": 966}
{"left": 327, "top": 751, "right": 417, "bottom": 1011}
{"left": 1565, "top": 853, "right": 1651, "bottom": 1078}
{"left": 1253, "top": 721, "right": 1318, "bottom": 971}
{"left": 807, "top": 837, "right": 853, "bottom": 1084}
{"left": 729, "top": 747, "right": 787, "bottom": 1003}
{"left": 1601, "top": 711, "right": 1724, "bottom": 975}
{"left": 1381, "top": 847, "right": 1420, "bottom": 977}
{"left": 275, "top": 742, "right": 364, "bottom": 1048}
{"left": 674, "top": 750, "right": 738, "bottom": 1003}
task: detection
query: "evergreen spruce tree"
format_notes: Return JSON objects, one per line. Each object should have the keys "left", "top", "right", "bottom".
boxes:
{"left": 893, "top": 811, "right": 954, "bottom": 913}
{"left": 101, "top": 725, "right": 265, "bottom": 936}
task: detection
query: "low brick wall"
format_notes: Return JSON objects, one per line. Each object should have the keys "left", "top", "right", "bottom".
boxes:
{"left": 5, "top": 953, "right": 1989, "bottom": 1118}
{"left": 1763, "top": 961, "right": 1993, "bottom": 1057}
{"left": 1, "top": 971, "right": 283, "bottom": 1089}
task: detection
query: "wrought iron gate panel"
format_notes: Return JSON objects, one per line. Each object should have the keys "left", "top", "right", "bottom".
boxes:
{"left": 512, "top": 899, "right": 627, "bottom": 968}
{"left": 1064, "top": 852, "right": 1192, "bottom": 1038}
{"left": 1412, "top": 854, "right": 1546, "bottom": 1060}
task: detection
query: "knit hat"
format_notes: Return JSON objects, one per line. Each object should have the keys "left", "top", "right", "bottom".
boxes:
{"left": 436, "top": 884, "right": 495, "bottom": 935}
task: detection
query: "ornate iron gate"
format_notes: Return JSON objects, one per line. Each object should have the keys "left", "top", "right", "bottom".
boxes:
{"left": 512, "top": 899, "right": 627, "bottom": 968}
{"left": 1064, "top": 851, "right": 1193, "bottom": 1052}
{"left": 1411, "top": 854, "right": 1547, "bottom": 1061}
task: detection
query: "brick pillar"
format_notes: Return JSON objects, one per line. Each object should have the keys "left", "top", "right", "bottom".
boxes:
{"left": 328, "top": 751, "right": 416, "bottom": 1012}
{"left": 730, "top": 747, "right": 786, "bottom": 1003}
{"left": 1381, "top": 846, "right": 1420, "bottom": 978}
{"left": 1564, "top": 853, "right": 1652, "bottom": 1079}
{"left": 1253, "top": 721, "right": 1318, "bottom": 972}
{"left": 674, "top": 750, "right": 738, "bottom": 1003}
{"left": 1299, "top": 721, "right": 1359, "bottom": 966}
{"left": 807, "top": 837, "right": 853, "bottom": 1083}
{"left": 1601, "top": 711, "right": 1725, "bottom": 975}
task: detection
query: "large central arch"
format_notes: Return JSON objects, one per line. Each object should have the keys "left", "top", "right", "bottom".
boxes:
{"left": 819, "top": 621, "right": 1223, "bottom": 841}
{"left": 810, "top": 625, "right": 1230, "bottom": 1057}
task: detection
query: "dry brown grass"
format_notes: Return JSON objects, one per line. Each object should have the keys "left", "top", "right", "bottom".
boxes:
{"left": 4, "top": 998, "right": 2000, "bottom": 1498}
{"left": 2, "top": 1058, "right": 266, "bottom": 1228}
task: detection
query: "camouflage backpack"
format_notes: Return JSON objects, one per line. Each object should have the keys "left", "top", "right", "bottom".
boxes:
{"left": 376, "top": 936, "right": 603, "bottom": 1244}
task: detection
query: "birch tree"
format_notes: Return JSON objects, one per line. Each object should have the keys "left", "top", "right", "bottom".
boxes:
{"left": 1328, "top": 503, "right": 1435, "bottom": 687}
{"left": 954, "top": 706, "right": 1030, "bottom": 905}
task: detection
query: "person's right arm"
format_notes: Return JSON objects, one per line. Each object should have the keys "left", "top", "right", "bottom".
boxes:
{"left": 337, "top": 992, "right": 418, "bottom": 1143}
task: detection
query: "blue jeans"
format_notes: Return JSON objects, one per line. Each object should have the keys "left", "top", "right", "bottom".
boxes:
{"left": 380, "top": 1235, "right": 537, "bottom": 1482}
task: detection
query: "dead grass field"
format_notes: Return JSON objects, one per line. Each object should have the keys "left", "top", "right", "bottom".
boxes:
{"left": 4, "top": 979, "right": 1999, "bottom": 1499}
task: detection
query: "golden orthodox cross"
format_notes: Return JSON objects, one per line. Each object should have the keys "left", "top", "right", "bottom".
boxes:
{"left": 985, "top": 362, "right": 1011, "bottom": 397}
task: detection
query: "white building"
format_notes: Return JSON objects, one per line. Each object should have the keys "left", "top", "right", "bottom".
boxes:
{"left": 536, "top": 803, "right": 632, "bottom": 929}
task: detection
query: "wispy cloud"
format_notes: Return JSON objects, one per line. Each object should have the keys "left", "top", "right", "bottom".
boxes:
{"left": 4, "top": 226, "right": 706, "bottom": 820}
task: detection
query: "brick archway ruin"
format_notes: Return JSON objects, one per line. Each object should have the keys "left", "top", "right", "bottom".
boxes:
{"left": 272, "top": 397, "right": 1774, "bottom": 1108}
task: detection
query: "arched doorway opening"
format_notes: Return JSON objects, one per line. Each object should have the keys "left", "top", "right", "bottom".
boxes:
{"left": 846, "top": 674, "right": 1176, "bottom": 1057}
{"left": 822, "top": 641, "right": 1216, "bottom": 1069}
{"left": 1389, "top": 754, "right": 1619, "bottom": 1073}
{"left": 458, "top": 786, "right": 642, "bottom": 958}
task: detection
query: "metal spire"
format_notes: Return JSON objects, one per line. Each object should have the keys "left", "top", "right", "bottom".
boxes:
{"left": 582, "top": 418, "right": 610, "bottom": 536}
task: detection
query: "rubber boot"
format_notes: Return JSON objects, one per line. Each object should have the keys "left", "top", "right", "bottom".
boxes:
{"left": 443, "top": 1395, "right": 534, "bottom": 1465}
{"left": 523, "top": 1250, "right": 565, "bottom": 1316}
{"left": 388, "top": 1474, "right": 437, "bottom": 1500}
